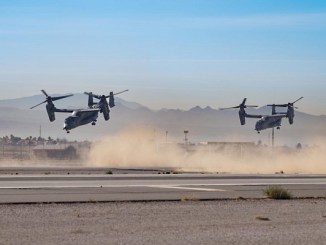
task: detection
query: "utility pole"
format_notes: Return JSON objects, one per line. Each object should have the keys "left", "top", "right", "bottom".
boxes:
{"left": 184, "top": 130, "right": 189, "bottom": 145}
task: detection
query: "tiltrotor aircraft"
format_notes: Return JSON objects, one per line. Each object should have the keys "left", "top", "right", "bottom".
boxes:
{"left": 30, "top": 89, "right": 128, "bottom": 133}
{"left": 220, "top": 97, "right": 303, "bottom": 133}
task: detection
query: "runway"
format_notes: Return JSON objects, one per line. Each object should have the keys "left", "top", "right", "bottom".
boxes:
{"left": 1, "top": 172, "right": 326, "bottom": 203}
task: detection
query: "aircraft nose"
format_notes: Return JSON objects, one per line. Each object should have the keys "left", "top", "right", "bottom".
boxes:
{"left": 255, "top": 122, "right": 261, "bottom": 131}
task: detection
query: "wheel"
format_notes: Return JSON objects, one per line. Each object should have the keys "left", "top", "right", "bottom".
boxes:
{"left": 92, "top": 122, "right": 96, "bottom": 126}
{"left": 277, "top": 127, "right": 280, "bottom": 130}
{"left": 67, "top": 131, "right": 70, "bottom": 134}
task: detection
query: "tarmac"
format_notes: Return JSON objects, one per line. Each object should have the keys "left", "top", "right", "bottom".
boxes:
{"left": 1, "top": 168, "right": 326, "bottom": 244}
{"left": 0, "top": 168, "right": 325, "bottom": 203}
{"left": 1, "top": 199, "right": 326, "bottom": 245}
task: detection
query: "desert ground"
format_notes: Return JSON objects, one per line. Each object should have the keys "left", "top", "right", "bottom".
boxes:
{"left": 1, "top": 199, "right": 326, "bottom": 245}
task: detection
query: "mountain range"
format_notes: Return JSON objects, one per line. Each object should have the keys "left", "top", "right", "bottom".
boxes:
{"left": 0, "top": 93, "right": 325, "bottom": 145}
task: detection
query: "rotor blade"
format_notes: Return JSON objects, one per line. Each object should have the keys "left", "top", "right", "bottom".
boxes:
{"left": 246, "top": 105, "right": 258, "bottom": 108}
{"left": 84, "top": 92, "right": 103, "bottom": 99}
{"left": 85, "top": 92, "right": 101, "bottom": 100}
{"left": 114, "top": 89, "right": 129, "bottom": 96}
{"left": 94, "top": 95, "right": 102, "bottom": 99}
{"left": 30, "top": 100, "right": 47, "bottom": 109}
{"left": 41, "top": 90, "right": 48, "bottom": 97}
{"left": 240, "top": 98, "right": 247, "bottom": 106}
{"left": 267, "top": 104, "right": 288, "bottom": 107}
{"left": 219, "top": 106, "right": 240, "bottom": 110}
{"left": 105, "top": 89, "right": 129, "bottom": 98}
{"left": 292, "top": 97, "right": 303, "bottom": 104}
{"left": 51, "top": 94, "right": 73, "bottom": 101}
{"left": 84, "top": 92, "right": 95, "bottom": 96}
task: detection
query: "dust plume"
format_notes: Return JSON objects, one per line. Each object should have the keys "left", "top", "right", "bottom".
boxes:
{"left": 88, "top": 128, "right": 326, "bottom": 174}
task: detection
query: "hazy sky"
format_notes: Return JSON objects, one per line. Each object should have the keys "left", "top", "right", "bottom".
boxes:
{"left": 1, "top": 0, "right": 326, "bottom": 114}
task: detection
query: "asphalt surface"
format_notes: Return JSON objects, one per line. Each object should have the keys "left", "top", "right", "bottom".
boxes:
{"left": 0, "top": 172, "right": 325, "bottom": 203}
{"left": 1, "top": 170, "right": 326, "bottom": 244}
{"left": 1, "top": 200, "right": 326, "bottom": 245}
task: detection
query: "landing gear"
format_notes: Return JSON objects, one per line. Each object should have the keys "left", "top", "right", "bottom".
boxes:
{"left": 276, "top": 127, "right": 280, "bottom": 130}
{"left": 91, "top": 121, "right": 96, "bottom": 126}
{"left": 66, "top": 130, "right": 70, "bottom": 134}
{"left": 257, "top": 131, "right": 260, "bottom": 134}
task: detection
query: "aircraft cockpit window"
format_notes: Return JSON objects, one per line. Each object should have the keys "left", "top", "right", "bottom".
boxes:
{"left": 65, "top": 117, "right": 74, "bottom": 123}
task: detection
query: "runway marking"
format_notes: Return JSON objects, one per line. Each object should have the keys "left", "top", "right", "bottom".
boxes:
{"left": 0, "top": 185, "right": 226, "bottom": 191}
{"left": 149, "top": 185, "right": 227, "bottom": 192}
{"left": 1, "top": 182, "right": 326, "bottom": 189}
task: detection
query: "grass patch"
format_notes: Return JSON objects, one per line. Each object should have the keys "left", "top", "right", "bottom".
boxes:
{"left": 263, "top": 186, "right": 292, "bottom": 199}
{"left": 255, "top": 216, "right": 270, "bottom": 221}
{"left": 237, "top": 196, "right": 246, "bottom": 200}
{"left": 181, "top": 194, "right": 199, "bottom": 202}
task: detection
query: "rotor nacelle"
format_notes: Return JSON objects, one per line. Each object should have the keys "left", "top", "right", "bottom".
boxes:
{"left": 84, "top": 89, "right": 128, "bottom": 121}
{"left": 46, "top": 103, "right": 56, "bottom": 122}
{"left": 220, "top": 98, "right": 258, "bottom": 126}
{"left": 109, "top": 92, "right": 115, "bottom": 108}
{"left": 30, "top": 90, "right": 73, "bottom": 122}
{"left": 239, "top": 109, "right": 246, "bottom": 125}
{"left": 88, "top": 92, "right": 94, "bottom": 107}
{"left": 287, "top": 106, "right": 295, "bottom": 124}
{"left": 267, "top": 97, "right": 303, "bottom": 125}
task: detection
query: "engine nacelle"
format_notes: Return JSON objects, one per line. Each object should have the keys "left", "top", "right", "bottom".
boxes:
{"left": 287, "top": 106, "right": 294, "bottom": 124}
{"left": 109, "top": 92, "right": 115, "bottom": 108}
{"left": 102, "top": 104, "right": 110, "bottom": 121}
{"left": 239, "top": 110, "right": 246, "bottom": 125}
{"left": 46, "top": 104, "right": 56, "bottom": 122}
{"left": 88, "top": 93, "right": 94, "bottom": 107}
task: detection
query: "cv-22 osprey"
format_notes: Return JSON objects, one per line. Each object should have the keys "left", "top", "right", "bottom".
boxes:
{"left": 220, "top": 97, "right": 303, "bottom": 133}
{"left": 30, "top": 89, "right": 128, "bottom": 133}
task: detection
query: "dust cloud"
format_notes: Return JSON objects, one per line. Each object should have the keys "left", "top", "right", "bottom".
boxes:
{"left": 88, "top": 128, "right": 326, "bottom": 174}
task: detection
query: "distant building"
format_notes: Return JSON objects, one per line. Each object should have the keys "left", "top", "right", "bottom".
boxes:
{"left": 206, "top": 141, "right": 255, "bottom": 149}
{"left": 161, "top": 141, "right": 256, "bottom": 155}
{"left": 33, "top": 145, "right": 77, "bottom": 160}
{"left": 197, "top": 141, "right": 256, "bottom": 155}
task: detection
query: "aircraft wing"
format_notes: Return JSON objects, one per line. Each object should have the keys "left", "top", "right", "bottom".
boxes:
{"left": 246, "top": 113, "right": 287, "bottom": 119}
{"left": 245, "top": 113, "right": 264, "bottom": 119}
{"left": 265, "top": 114, "right": 287, "bottom": 119}
{"left": 54, "top": 108, "right": 100, "bottom": 113}
{"left": 54, "top": 108, "right": 75, "bottom": 113}
{"left": 77, "top": 108, "right": 101, "bottom": 113}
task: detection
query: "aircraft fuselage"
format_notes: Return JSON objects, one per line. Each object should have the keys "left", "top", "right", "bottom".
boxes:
{"left": 63, "top": 110, "right": 99, "bottom": 131}
{"left": 255, "top": 116, "right": 282, "bottom": 132}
